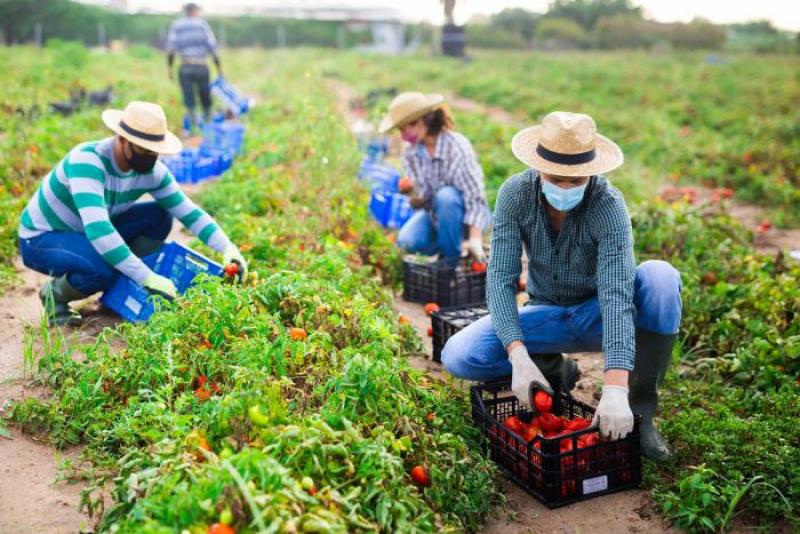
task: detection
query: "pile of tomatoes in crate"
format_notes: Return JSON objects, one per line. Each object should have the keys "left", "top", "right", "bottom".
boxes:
{"left": 499, "top": 390, "right": 600, "bottom": 455}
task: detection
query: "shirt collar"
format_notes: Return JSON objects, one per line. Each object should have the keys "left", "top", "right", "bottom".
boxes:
{"left": 415, "top": 132, "right": 445, "bottom": 161}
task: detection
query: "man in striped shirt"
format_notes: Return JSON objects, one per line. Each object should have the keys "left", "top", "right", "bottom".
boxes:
{"left": 379, "top": 92, "right": 490, "bottom": 261}
{"left": 167, "top": 3, "right": 221, "bottom": 134}
{"left": 18, "top": 101, "right": 247, "bottom": 326}
{"left": 441, "top": 112, "right": 682, "bottom": 461}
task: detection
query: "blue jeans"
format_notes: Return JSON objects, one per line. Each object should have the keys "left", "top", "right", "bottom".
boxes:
{"left": 396, "top": 186, "right": 487, "bottom": 259}
{"left": 19, "top": 202, "right": 173, "bottom": 295}
{"left": 441, "top": 260, "right": 682, "bottom": 380}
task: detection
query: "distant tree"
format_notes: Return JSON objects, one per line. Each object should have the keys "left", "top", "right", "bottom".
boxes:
{"left": 547, "top": 0, "right": 641, "bottom": 31}
{"left": 490, "top": 8, "right": 540, "bottom": 46}
{"left": 534, "top": 17, "right": 587, "bottom": 48}
{"left": 730, "top": 20, "right": 779, "bottom": 35}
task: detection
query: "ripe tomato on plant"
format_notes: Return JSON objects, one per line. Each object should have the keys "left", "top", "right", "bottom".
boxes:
{"left": 208, "top": 523, "right": 236, "bottom": 534}
{"left": 410, "top": 465, "right": 431, "bottom": 487}
{"left": 288, "top": 327, "right": 307, "bottom": 341}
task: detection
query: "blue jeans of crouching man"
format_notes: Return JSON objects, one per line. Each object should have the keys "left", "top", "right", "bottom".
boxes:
{"left": 441, "top": 260, "right": 682, "bottom": 380}
{"left": 397, "top": 186, "right": 490, "bottom": 259}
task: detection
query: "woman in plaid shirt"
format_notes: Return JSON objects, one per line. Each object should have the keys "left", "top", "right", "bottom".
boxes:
{"left": 441, "top": 112, "right": 682, "bottom": 461}
{"left": 379, "top": 93, "right": 490, "bottom": 261}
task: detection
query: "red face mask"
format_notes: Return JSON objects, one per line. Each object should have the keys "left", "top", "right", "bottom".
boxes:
{"left": 401, "top": 131, "right": 419, "bottom": 144}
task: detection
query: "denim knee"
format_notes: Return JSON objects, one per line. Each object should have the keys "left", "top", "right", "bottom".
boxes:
{"left": 441, "top": 334, "right": 469, "bottom": 378}
{"left": 635, "top": 260, "right": 682, "bottom": 335}
{"left": 67, "top": 262, "right": 117, "bottom": 295}
{"left": 434, "top": 186, "right": 462, "bottom": 211}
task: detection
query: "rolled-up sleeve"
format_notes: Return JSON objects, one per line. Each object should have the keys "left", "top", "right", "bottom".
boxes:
{"left": 592, "top": 195, "right": 637, "bottom": 371}
{"left": 487, "top": 180, "right": 523, "bottom": 348}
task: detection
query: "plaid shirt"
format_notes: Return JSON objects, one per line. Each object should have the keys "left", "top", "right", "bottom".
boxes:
{"left": 487, "top": 169, "right": 637, "bottom": 371}
{"left": 402, "top": 130, "right": 489, "bottom": 229}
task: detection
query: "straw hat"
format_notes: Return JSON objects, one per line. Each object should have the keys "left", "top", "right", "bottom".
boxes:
{"left": 511, "top": 111, "right": 623, "bottom": 177}
{"left": 101, "top": 101, "right": 182, "bottom": 155}
{"left": 379, "top": 92, "right": 445, "bottom": 134}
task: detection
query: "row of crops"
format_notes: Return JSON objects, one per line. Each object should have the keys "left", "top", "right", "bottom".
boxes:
{"left": 1, "top": 47, "right": 798, "bottom": 532}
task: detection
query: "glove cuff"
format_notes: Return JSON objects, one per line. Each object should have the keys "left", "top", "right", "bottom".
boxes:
{"left": 602, "top": 385, "right": 630, "bottom": 395}
{"left": 508, "top": 344, "right": 529, "bottom": 363}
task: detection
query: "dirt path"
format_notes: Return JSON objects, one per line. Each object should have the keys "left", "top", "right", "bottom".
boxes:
{"left": 328, "top": 77, "right": 676, "bottom": 534}
{"left": 0, "top": 219, "right": 198, "bottom": 532}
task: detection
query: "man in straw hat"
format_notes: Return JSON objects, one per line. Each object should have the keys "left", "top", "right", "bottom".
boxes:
{"left": 441, "top": 112, "right": 682, "bottom": 461}
{"left": 18, "top": 101, "right": 248, "bottom": 326}
{"left": 379, "top": 92, "right": 490, "bottom": 261}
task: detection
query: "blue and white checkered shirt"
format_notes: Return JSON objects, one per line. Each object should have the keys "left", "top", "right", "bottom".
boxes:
{"left": 487, "top": 169, "right": 637, "bottom": 371}
{"left": 166, "top": 16, "right": 218, "bottom": 61}
{"left": 402, "top": 130, "right": 489, "bottom": 229}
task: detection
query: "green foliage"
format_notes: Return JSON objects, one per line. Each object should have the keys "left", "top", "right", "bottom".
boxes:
{"left": 534, "top": 17, "right": 588, "bottom": 48}
{"left": 547, "top": 0, "right": 642, "bottom": 31}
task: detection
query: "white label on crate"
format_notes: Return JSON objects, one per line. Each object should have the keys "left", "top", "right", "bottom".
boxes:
{"left": 582, "top": 475, "right": 608, "bottom": 495}
{"left": 124, "top": 296, "right": 142, "bottom": 315}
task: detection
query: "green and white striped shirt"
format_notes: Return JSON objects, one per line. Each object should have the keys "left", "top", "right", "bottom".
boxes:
{"left": 19, "top": 137, "right": 232, "bottom": 284}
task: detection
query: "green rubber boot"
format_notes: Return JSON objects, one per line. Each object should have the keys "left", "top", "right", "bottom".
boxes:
{"left": 629, "top": 329, "right": 677, "bottom": 462}
{"left": 530, "top": 353, "right": 579, "bottom": 393}
{"left": 128, "top": 236, "right": 164, "bottom": 258}
{"left": 39, "top": 275, "right": 86, "bottom": 327}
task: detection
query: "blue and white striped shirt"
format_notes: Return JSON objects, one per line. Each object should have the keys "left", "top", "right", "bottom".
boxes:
{"left": 166, "top": 16, "right": 218, "bottom": 61}
{"left": 487, "top": 169, "right": 637, "bottom": 371}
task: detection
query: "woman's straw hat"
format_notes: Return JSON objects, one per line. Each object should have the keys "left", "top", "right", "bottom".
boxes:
{"left": 102, "top": 101, "right": 182, "bottom": 154}
{"left": 379, "top": 92, "right": 445, "bottom": 134}
{"left": 511, "top": 111, "right": 623, "bottom": 177}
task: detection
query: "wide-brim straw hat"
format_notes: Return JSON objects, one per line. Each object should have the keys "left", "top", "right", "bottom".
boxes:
{"left": 102, "top": 101, "right": 182, "bottom": 155}
{"left": 379, "top": 92, "right": 445, "bottom": 134}
{"left": 511, "top": 111, "right": 623, "bottom": 177}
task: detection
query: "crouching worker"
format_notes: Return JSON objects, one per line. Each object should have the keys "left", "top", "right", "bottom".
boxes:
{"left": 441, "top": 112, "right": 682, "bottom": 461}
{"left": 18, "top": 101, "right": 248, "bottom": 326}
{"left": 379, "top": 92, "right": 490, "bottom": 262}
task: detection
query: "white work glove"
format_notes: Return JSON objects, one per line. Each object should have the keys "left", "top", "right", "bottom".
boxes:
{"left": 468, "top": 237, "right": 486, "bottom": 264}
{"left": 509, "top": 345, "right": 551, "bottom": 409}
{"left": 142, "top": 272, "right": 178, "bottom": 299}
{"left": 223, "top": 244, "right": 248, "bottom": 282}
{"left": 592, "top": 385, "right": 634, "bottom": 440}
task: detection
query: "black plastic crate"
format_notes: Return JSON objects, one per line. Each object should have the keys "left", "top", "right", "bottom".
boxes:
{"left": 431, "top": 305, "right": 489, "bottom": 362}
{"left": 402, "top": 255, "right": 487, "bottom": 308}
{"left": 471, "top": 378, "right": 642, "bottom": 508}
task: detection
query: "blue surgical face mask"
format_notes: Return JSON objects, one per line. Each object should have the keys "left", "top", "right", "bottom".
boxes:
{"left": 541, "top": 179, "right": 588, "bottom": 212}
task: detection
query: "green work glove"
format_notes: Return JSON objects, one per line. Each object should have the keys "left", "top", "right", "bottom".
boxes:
{"left": 223, "top": 244, "right": 248, "bottom": 282}
{"left": 142, "top": 272, "right": 178, "bottom": 299}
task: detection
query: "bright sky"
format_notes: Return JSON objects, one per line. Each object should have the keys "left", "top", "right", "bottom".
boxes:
{"left": 84, "top": 0, "right": 800, "bottom": 31}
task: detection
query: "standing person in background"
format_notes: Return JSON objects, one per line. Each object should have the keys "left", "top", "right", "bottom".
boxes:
{"left": 166, "top": 3, "right": 221, "bottom": 136}
{"left": 379, "top": 92, "right": 490, "bottom": 262}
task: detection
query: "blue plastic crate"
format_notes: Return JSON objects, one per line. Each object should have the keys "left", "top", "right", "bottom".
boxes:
{"left": 100, "top": 242, "right": 223, "bottom": 322}
{"left": 209, "top": 76, "right": 250, "bottom": 116}
{"left": 162, "top": 149, "right": 195, "bottom": 184}
{"left": 202, "top": 121, "right": 245, "bottom": 155}
{"left": 369, "top": 189, "right": 414, "bottom": 229}
{"left": 357, "top": 136, "right": 388, "bottom": 163}
{"left": 359, "top": 161, "right": 400, "bottom": 192}
{"left": 192, "top": 150, "right": 218, "bottom": 183}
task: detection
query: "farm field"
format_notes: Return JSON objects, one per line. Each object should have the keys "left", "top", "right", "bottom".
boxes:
{"left": 0, "top": 46, "right": 798, "bottom": 534}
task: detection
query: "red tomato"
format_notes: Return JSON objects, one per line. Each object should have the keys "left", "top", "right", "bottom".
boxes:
{"left": 577, "top": 432, "right": 600, "bottom": 448}
{"left": 503, "top": 416, "right": 524, "bottom": 434}
{"left": 224, "top": 263, "right": 239, "bottom": 277}
{"left": 539, "top": 412, "right": 563, "bottom": 433}
{"left": 563, "top": 418, "right": 591, "bottom": 432}
{"left": 470, "top": 261, "right": 487, "bottom": 273}
{"left": 194, "top": 387, "right": 211, "bottom": 402}
{"left": 561, "top": 479, "right": 576, "bottom": 498}
{"left": 423, "top": 303, "right": 440, "bottom": 316}
{"left": 288, "top": 327, "right": 307, "bottom": 341}
{"left": 521, "top": 424, "right": 541, "bottom": 442}
{"left": 426, "top": 326, "right": 433, "bottom": 337}
{"left": 410, "top": 465, "right": 431, "bottom": 487}
{"left": 533, "top": 390, "right": 553, "bottom": 413}
{"left": 399, "top": 176, "right": 414, "bottom": 193}
{"left": 208, "top": 524, "right": 236, "bottom": 534}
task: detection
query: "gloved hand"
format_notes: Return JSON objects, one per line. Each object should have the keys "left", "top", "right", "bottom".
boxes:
{"left": 509, "top": 344, "right": 552, "bottom": 409}
{"left": 592, "top": 385, "right": 634, "bottom": 440}
{"left": 468, "top": 237, "right": 486, "bottom": 264}
{"left": 142, "top": 272, "right": 178, "bottom": 299}
{"left": 223, "top": 244, "right": 248, "bottom": 282}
